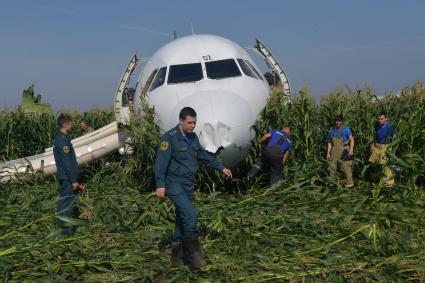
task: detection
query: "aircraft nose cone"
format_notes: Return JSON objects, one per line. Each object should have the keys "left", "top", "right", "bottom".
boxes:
{"left": 174, "top": 90, "right": 255, "bottom": 153}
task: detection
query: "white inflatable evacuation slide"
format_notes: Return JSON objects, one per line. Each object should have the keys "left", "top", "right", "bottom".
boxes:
{"left": 0, "top": 123, "right": 129, "bottom": 183}
{"left": 0, "top": 55, "right": 138, "bottom": 183}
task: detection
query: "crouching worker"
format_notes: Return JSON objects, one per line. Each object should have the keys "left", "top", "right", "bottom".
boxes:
{"left": 154, "top": 107, "right": 232, "bottom": 269}
{"left": 248, "top": 127, "right": 292, "bottom": 185}
{"left": 53, "top": 114, "right": 80, "bottom": 236}
{"left": 327, "top": 115, "right": 355, "bottom": 188}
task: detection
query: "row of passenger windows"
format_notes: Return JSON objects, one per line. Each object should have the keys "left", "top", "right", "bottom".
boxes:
{"left": 142, "top": 58, "right": 263, "bottom": 94}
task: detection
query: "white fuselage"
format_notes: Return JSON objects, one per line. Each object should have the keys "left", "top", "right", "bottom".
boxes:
{"left": 135, "top": 34, "right": 271, "bottom": 167}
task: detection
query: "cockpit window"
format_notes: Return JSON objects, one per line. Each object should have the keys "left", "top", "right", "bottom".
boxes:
{"left": 244, "top": 60, "right": 264, "bottom": 80}
{"left": 141, "top": 69, "right": 158, "bottom": 95}
{"left": 149, "top": 67, "right": 167, "bottom": 91}
{"left": 168, "top": 63, "right": 203, "bottom": 84}
{"left": 237, "top": 59, "right": 257, "bottom": 79}
{"left": 205, "top": 59, "right": 241, "bottom": 79}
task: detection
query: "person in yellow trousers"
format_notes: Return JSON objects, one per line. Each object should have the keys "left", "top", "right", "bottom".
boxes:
{"left": 369, "top": 111, "right": 396, "bottom": 186}
{"left": 327, "top": 115, "right": 355, "bottom": 188}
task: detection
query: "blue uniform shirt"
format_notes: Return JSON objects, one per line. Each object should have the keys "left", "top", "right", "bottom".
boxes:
{"left": 375, "top": 122, "right": 395, "bottom": 144}
{"left": 155, "top": 125, "right": 225, "bottom": 188}
{"left": 53, "top": 132, "right": 79, "bottom": 182}
{"left": 266, "top": 130, "right": 292, "bottom": 153}
{"left": 327, "top": 127, "right": 352, "bottom": 143}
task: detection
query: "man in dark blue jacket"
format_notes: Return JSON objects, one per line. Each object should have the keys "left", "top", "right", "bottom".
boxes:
{"left": 53, "top": 114, "right": 80, "bottom": 236}
{"left": 155, "top": 107, "right": 232, "bottom": 269}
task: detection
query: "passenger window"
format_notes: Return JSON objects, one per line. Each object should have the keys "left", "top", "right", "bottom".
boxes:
{"left": 237, "top": 59, "right": 257, "bottom": 79}
{"left": 168, "top": 63, "right": 203, "bottom": 84}
{"left": 149, "top": 67, "right": 167, "bottom": 91}
{"left": 205, "top": 59, "right": 241, "bottom": 79}
{"left": 141, "top": 69, "right": 158, "bottom": 95}
{"left": 244, "top": 60, "right": 264, "bottom": 80}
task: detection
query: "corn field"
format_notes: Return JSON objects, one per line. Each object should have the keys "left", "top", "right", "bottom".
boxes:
{"left": 0, "top": 82, "right": 424, "bottom": 282}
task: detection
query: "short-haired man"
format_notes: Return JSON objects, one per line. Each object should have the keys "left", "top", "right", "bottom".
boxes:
{"left": 80, "top": 120, "right": 93, "bottom": 135}
{"left": 248, "top": 127, "right": 292, "bottom": 185}
{"left": 327, "top": 115, "right": 355, "bottom": 188}
{"left": 369, "top": 111, "right": 396, "bottom": 186}
{"left": 155, "top": 107, "right": 232, "bottom": 269}
{"left": 53, "top": 114, "right": 80, "bottom": 236}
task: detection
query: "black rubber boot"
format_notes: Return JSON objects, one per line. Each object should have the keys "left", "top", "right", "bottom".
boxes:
{"left": 248, "top": 165, "right": 261, "bottom": 177}
{"left": 170, "top": 241, "right": 184, "bottom": 266}
{"left": 182, "top": 236, "right": 206, "bottom": 269}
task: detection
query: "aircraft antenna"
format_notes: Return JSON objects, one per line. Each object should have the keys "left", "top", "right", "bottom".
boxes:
{"left": 190, "top": 22, "right": 194, "bottom": 35}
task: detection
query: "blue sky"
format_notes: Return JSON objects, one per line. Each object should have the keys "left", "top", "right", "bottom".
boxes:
{"left": 0, "top": 0, "right": 424, "bottom": 110}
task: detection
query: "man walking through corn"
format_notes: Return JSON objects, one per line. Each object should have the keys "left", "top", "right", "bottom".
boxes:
{"left": 154, "top": 107, "right": 233, "bottom": 269}
{"left": 327, "top": 115, "right": 355, "bottom": 188}
{"left": 369, "top": 111, "right": 396, "bottom": 186}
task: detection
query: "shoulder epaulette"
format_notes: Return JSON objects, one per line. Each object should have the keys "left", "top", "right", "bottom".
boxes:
{"left": 168, "top": 130, "right": 177, "bottom": 136}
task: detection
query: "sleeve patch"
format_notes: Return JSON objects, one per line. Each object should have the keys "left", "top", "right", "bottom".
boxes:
{"left": 63, "top": 146, "right": 70, "bottom": 153}
{"left": 160, "top": 141, "right": 169, "bottom": 151}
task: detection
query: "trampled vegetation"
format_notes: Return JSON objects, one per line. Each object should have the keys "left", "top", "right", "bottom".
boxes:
{"left": 0, "top": 82, "right": 424, "bottom": 282}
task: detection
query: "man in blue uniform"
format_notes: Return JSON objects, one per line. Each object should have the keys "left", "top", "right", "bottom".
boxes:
{"left": 326, "top": 115, "right": 355, "bottom": 188}
{"left": 248, "top": 127, "right": 292, "bottom": 185}
{"left": 155, "top": 107, "right": 232, "bottom": 269}
{"left": 53, "top": 114, "right": 80, "bottom": 236}
{"left": 369, "top": 111, "right": 396, "bottom": 186}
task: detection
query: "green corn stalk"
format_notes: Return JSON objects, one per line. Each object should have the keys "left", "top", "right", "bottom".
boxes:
{"left": 0, "top": 82, "right": 424, "bottom": 281}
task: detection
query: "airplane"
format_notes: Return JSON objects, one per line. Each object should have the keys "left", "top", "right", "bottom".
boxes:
{"left": 0, "top": 34, "right": 291, "bottom": 182}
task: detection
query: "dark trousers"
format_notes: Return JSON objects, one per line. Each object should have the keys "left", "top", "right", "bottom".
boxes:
{"left": 56, "top": 180, "right": 76, "bottom": 235}
{"left": 249, "top": 147, "right": 283, "bottom": 185}
{"left": 165, "top": 180, "right": 198, "bottom": 241}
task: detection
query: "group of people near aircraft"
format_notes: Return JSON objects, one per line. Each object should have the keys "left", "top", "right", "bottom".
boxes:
{"left": 248, "top": 111, "right": 395, "bottom": 189}
{"left": 52, "top": 107, "right": 395, "bottom": 269}
{"left": 324, "top": 111, "right": 395, "bottom": 188}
